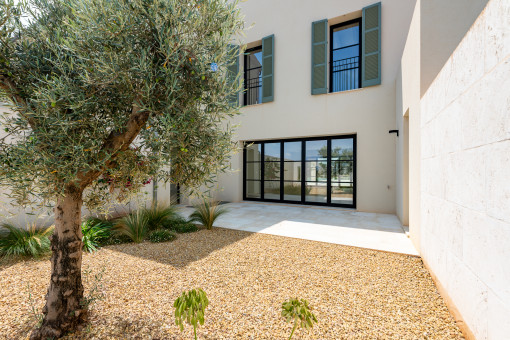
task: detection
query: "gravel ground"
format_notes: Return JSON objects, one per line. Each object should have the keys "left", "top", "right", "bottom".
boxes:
{"left": 0, "top": 228, "right": 463, "bottom": 339}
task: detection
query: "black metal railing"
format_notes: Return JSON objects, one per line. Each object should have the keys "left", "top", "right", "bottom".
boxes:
{"left": 331, "top": 56, "right": 359, "bottom": 92}
{"left": 244, "top": 67, "right": 262, "bottom": 105}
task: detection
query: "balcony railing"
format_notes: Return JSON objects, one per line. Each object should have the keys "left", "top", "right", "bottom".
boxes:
{"left": 331, "top": 56, "right": 360, "bottom": 92}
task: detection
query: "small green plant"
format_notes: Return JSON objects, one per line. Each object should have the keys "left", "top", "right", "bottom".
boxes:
{"left": 141, "top": 203, "right": 179, "bottom": 231}
{"left": 81, "top": 218, "right": 113, "bottom": 252}
{"left": 174, "top": 288, "right": 209, "bottom": 340}
{"left": 113, "top": 211, "right": 149, "bottom": 243}
{"left": 281, "top": 298, "right": 318, "bottom": 340}
{"left": 148, "top": 229, "right": 177, "bottom": 243}
{"left": 26, "top": 283, "right": 43, "bottom": 327}
{"left": 188, "top": 200, "right": 228, "bottom": 230}
{"left": 80, "top": 266, "right": 106, "bottom": 310}
{"left": 0, "top": 223, "right": 54, "bottom": 258}
{"left": 163, "top": 216, "right": 199, "bottom": 233}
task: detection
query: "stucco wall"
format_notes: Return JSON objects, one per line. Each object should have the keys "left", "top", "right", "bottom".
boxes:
{"left": 213, "top": 0, "right": 416, "bottom": 214}
{"left": 420, "top": 0, "right": 510, "bottom": 338}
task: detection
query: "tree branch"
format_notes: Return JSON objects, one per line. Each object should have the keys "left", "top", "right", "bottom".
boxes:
{"left": 0, "top": 74, "right": 37, "bottom": 128}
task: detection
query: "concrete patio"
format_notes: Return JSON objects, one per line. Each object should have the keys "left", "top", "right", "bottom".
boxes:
{"left": 179, "top": 202, "right": 419, "bottom": 256}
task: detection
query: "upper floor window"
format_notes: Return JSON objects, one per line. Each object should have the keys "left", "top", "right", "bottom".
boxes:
{"left": 244, "top": 46, "right": 263, "bottom": 106}
{"left": 330, "top": 19, "right": 361, "bottom": 92}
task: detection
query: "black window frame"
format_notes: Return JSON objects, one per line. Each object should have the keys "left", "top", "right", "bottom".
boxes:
{"left": 243, "top": 45, "right": 263, "bottom": 106}
{"left": 243, "top": 134, "right": 357, "bottom": 209}
{"left": 329, "top": 18, "right": 362, "bottom": 93}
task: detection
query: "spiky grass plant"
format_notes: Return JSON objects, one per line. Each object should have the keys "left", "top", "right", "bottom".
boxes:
{"left": 141, "top": 203, "right": 179, "bottom": 231}
{"left": 189, "top": 201, "right": 228, "bottom": 230}
{"left": 113, "top": 211, "right": 149, "bottom": 243}
{"left": 0, "top": 223, "right": 54, "bottom": 258}
{"left": 81, "top": 218, "right": 113, "bottom": 252}
{"left": 174, "top": 288, "right": 209, "bottom": 340}
{"left": 281, "top": 298, "right": 318, "bottom": 340}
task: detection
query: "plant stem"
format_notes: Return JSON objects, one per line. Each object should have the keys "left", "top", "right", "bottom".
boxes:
{"left": 289, "top": 320, "right": 297, "bottom": 340}
{"left": 194, "top": 324, "right": 197, "bottom": 340}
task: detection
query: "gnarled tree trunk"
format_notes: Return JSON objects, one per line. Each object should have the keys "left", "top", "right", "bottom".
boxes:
{"left": 31, "top": 188, "right": 87, "bottom": 340}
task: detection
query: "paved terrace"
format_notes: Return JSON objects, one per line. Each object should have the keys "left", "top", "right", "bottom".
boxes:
{"left": 179, "top": 202, "right": 419, "bottom": 256}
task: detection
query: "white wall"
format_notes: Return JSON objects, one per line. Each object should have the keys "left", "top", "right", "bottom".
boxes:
{"left": 420, "top": 0, "right": 510, "bottom": 338}
{"left": 214, "top": 0, "right": 417, "bottom": 213}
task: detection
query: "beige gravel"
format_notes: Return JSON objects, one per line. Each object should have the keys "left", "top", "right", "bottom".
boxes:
{"left": 0, "top": 228, "right": 463, "bottom": 339}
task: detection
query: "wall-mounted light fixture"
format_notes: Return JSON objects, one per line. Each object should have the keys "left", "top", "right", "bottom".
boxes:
{"left": 389, "top": 129, "right": 399, "bottom": 137}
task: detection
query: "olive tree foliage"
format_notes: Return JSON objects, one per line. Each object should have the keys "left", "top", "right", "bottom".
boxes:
{"left": 0, "top": 0, "right": 244, "bottom": 212}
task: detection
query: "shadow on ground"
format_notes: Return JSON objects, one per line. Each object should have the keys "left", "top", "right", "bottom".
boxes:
{"left": 105, "top": 227, "right": 253, "bottom": 268}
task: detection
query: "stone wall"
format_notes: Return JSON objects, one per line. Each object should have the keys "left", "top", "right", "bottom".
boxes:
{"left": 420, "top": 0, "right": 510, "bottom": 338}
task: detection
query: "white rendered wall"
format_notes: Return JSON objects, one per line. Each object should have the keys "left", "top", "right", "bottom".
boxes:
{"left": 213, "top": 0, "right": 417, "bottom": 213}
{"left": 420, "top": 0, "right": 510, "bottom": 338}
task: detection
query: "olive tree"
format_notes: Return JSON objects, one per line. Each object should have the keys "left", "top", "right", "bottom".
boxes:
{"left": 0, "top": 0, "right": 243, "bottom": 338}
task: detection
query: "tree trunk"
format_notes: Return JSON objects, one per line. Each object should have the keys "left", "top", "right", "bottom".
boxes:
{"left": 31, "top": 188, "right": 87, "bottom": 340}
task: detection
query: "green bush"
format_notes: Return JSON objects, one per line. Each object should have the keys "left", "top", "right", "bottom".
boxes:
{"left": 113, "top": 211, "right": 149, "bottom": 243}
{"left": 163, "top": 215, "right": 199, "bottom": 233}
{"left": 189, "top": 200, "right": 228, "bottom": 230}
{"left": 141, "top": 203, "right": 179, "bottom": 231}
{"left": 148, "top": 229, "right": 177, "bottom": 243}
{"left": 0, "top": 223, "right": 54, "bottom": 258}
{"left": 81, "top": 218, "right": 113, "bottom": 252}
{"left": 174, "top": 288, "right": 209, "bottom": 340}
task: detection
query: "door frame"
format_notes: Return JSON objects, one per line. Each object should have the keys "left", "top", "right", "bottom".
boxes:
{"left": 242, "top": 134, "right": 357, "bottom": 209}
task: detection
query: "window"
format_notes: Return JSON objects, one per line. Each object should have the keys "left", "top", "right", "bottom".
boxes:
{"left": 243, "top": 135, "right": 356, "bottom": 208}
{"left": 244, "top": 46, "right": 263, "bottom": 105}
{"left": 330, "top": 19, "right": 361, "bottom": 92}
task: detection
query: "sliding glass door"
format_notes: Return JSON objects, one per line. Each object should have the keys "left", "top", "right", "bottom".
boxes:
{"left": 243, "top": 135, "right": 356, "bottom": 208}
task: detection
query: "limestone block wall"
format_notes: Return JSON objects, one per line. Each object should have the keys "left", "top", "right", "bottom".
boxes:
{"left": 420, "top": 0, "right": 510, "bottom": 338}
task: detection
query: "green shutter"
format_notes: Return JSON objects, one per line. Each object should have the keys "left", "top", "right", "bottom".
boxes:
{"left": 311, "top": 19, "right": 328, "bottom": 95}
{"left": 362, "top": 2, "right": 381, "bottom": 87}
{"left": 227, "top": 45, "right": 240, "bottom": 106}
{"left": 261, "top": 34, "right": 274, "bottom": 103}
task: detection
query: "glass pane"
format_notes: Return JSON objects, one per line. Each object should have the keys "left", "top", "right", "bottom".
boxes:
{"left": 331, "top": 161, "right": 353, "bottom": 182}
{"left": 246, "top": 162, "right": 261, "bottom": 180}
{"left": 305, "top": 183, "right": 327, "bottom": 203}
{"left": 283, "top": 162, "right": 301, "bottom": 181}
{"left": 284, "top": 182, "right": 301, "bottom": 201}
{"left": 264, "top": 181, "right": 280, "bottom": 200}
{"left": 331, "top": 22, "right": 360, "bottom": 92}
{"left": 331, "top": 182, "right": 353, "bottom": 205}
{"left": 305, "top": 161, "right": 327, "bottom": 182}
{"left": 283, "top": 142, "right": 301, "bottom": 161}
{"left": 264, "top": 142, "right": 280, "bottom": 161}
{"left": 246, "top": 143, "right": 261, "bottom": 162}
{"left": 244, "top": 48, "right": 262, "bottom": 105}
{"left": 246, "top": 180, "right": 261, "bottom": 198}
{"left": 264, "top": 162, "right": 280, "bottom": 180}
{"left": 331, "top": 138, "right": 354, "bottom": 160}
{"left": 305, "top": 140, "right": 327, "bottom": 160}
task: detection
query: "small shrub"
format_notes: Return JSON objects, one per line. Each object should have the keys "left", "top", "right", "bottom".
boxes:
{"left": 141, "top": 203, "right": 179, "bottom": 231}
{"left": 0, "top": 223, "right": 54, "bottom": 258}
{"left": 188, "top": 200, "right": 228, "bottom": 230}
{"left": 163, "top": 216, "right": 199, "bottom": 233}
{"left": 174, "top": 288, "right": 209, "bottom": 340}
{"left": 148, "top": 229, "right": 177, "bottom": 243}
{"left": 81, "top": 266, "right": 106, "bottom": 309}
{"left": 113, "top": 211, "right": 149, "bottom": 243}
{"left": 281, "top": 298, "right": 317, "bottom": 340}
{"left": 81, "top": 218, "right": 113, "bottom": 252}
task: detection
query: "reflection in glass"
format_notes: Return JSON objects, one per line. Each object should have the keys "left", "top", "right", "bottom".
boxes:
{"left": 305, "top": 183, "right": 327, "bottom": 203}
{"left": 246, "top": 143, "right": 261, "bottom": 162}
{"left": 264, "top": 162, "right": 280, "bottom": 180}
{"left": 284, "top": 162, "right": 301, "bottom": 181}
{"left": 264, "top": 142, "right": 281, "bottom": 161}
{"left": 246, "top": 180, "right": 261, "bottom": 198}
{"left": 305, "top": 140, "right": 327, "bottom": 160}
{"left": 331, "top": 138, "right": 354, "bottom": 160}
{"left": 284, "top": 182, "right": 301, "bottom": 201}
{"left": 244, "top": 47, "right": 263, "bottom": 105}
{"left": 246, "top": 162, "right": 261, "bottom": 180}
{"left": 264, "top": 181, "right": 280, "bottom": 200}
{"left": 331, "top": 161, "right": 353, "bottom": 182}
{"left": 305, "top": 161, "right": 327, "bottom": 182}
{"left": 283, "top": 142, "right": 301, "bottom": 161}
{"left": 331, "top": 183, "right": 353, "bottom": 204}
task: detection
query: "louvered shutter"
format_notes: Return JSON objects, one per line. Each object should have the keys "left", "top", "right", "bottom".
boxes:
{"left": 311, "top": 19, "right": 328, "bottom": 95}
{"left": 362, "top": 2, "right": 381, "bottom": 87}
{"left": 227, "top": 45, "right": 240, "bottom": 106}
{"left": 261, "top": 35, "right": 274, "bottom": 103}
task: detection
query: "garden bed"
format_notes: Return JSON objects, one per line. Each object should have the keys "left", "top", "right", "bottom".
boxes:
{"left": 0, "top": 228, "right": 463, "bottom": 339}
